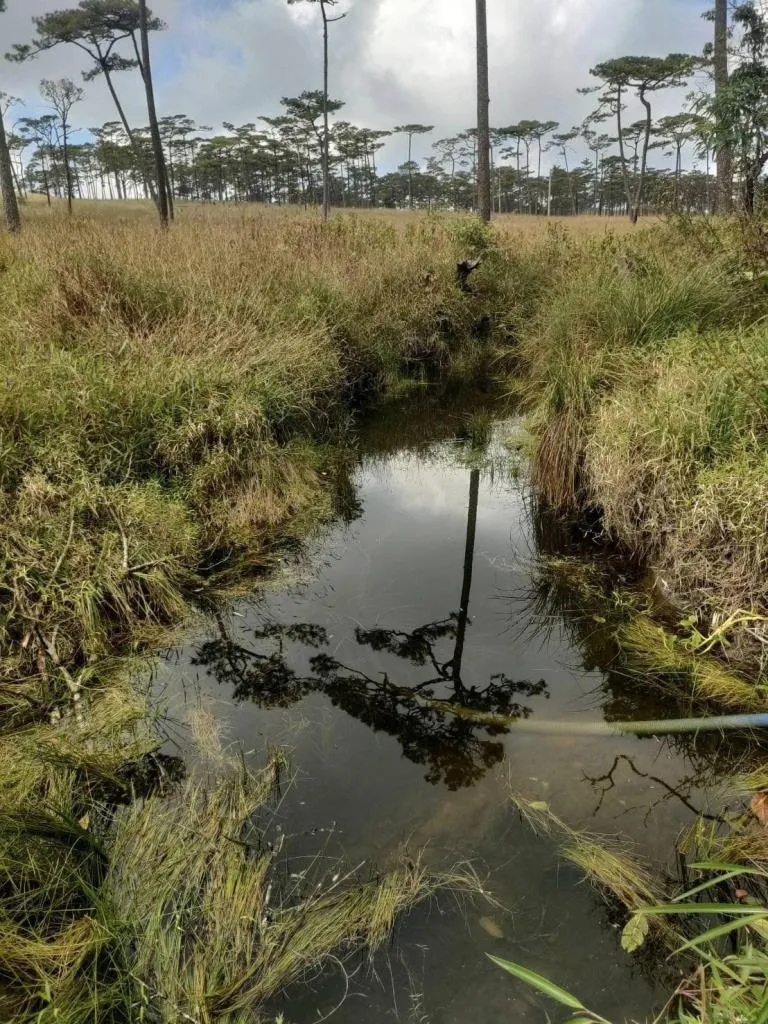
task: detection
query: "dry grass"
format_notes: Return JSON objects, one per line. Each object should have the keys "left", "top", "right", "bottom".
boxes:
{"left": 585, "top": 330, "right": 768, "bottom": 623}
{"left": 494, "top": 211, "right": 660, "bottom": 240}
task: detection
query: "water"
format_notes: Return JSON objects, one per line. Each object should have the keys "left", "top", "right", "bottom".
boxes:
{"left": 157, "top": 397, "right": 742, "bottom": 1023}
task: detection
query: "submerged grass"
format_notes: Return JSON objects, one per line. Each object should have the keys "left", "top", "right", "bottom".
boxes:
{"left": 0, "top": 704, "right": 480, "bottom": 1023}
{"left": 509, "top": 787, "right": 768, "bottom": 1023}
{"left": 620, "top": 615, "right": 765, "bottom": 711}
{"left": 511, "top": 796, "right": 672, "bottom": 941}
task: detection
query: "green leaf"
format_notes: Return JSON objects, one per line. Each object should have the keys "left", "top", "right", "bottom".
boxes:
{"left": 487, "top": 954, "right": 585, "bottom": 1010}
{"left": 688, "top": 861, "right": 761, "bottom": 872}
{"left": 528, "top": 801, "right": 549, "bottom": 812}
{"left": 673, "top": 913, "right": 766, "bottom": 954}
{"left": 639, "top": 902, "right": 767, "bottom": 916}
{"left": 675, "top": 869, "right": 755, "bottom": 902}
{"left": 621, "top": 913, "right": 649, "bottom": 952}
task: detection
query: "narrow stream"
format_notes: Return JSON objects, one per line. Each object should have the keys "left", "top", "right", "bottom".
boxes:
{"left": 156, "top": 397, "right": 744, "bottom": 1023}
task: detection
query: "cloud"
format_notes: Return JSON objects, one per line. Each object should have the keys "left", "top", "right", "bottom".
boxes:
{"left": 1, "top": 0, "right": 711, "bottom": 169}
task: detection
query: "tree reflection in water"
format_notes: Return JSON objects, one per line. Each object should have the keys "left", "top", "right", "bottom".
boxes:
{"left": 194, "top": 468, "right": 548, "bottom": 790}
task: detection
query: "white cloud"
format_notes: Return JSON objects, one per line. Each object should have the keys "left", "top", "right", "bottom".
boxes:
{"left": 0, "top": 0, "right": 711, "bottom": 169}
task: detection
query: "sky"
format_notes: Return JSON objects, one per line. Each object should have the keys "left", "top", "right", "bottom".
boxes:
{"left": 0, "top": 0, "right": 713, "bottom": 171}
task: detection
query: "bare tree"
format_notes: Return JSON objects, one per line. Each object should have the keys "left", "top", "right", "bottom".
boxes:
{"left": 287, "top": 0, "right": 347, "bottom": 220}
{"left": 40, "top": 77, "right": 84, "bottom": 215}
{"left": 475, "top": 0, "right": 491, "bottom": 221}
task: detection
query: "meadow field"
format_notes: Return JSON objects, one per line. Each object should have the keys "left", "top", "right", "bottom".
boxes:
{"left": 2, "top": 199, "right": 768, "bottom": 1022}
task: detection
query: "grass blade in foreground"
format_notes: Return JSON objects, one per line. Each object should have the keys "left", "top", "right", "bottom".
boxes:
{"left": 487, "top": 954, "right": 612, "bottom": 1022}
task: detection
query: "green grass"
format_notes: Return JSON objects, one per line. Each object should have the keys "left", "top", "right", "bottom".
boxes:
{"left": 0, "top": 203, "right": 505, "bottom": 1023}
{"left": 507, "top": 792, "right": 768, "bottom": 1024}
{"left": 7, "top": 202, "right": 768, "bottom": 1024}
{"left": 620, "top": 614, "right": 765, "bottom": 710}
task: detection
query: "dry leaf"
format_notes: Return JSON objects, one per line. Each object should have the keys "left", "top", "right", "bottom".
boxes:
{"left": 750, "top": 792, "right": 768, "bottom": 827}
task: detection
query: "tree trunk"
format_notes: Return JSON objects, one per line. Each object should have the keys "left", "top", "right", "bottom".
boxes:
{"left": 98, "top": 47, "right": 157, "bottom": 204}
{"left": 138, "top": 0, "right": 169, "bottom": 227}
{"left": 321, "top": 2, "right": 331, "bottom": 221}
{"left": 743, "top": 169, "right": 756, "bottom": 215}
{"left": 0, "top": 103, "right": 20, "bottom": 232}
{"left": 475, "top": 0, "right": 491, "bottom": 222}
{"left": 675, "top": 142, "right": 682, "bottom": 210}
{"left": 714, "top": 0, "right": 733, "bottom": 214}
{"left": 562, "top": 149, "right": 576, "bottom": 215}
{"left": 615, "top": 83, "right": 635, "bottom": 220}
{"left": 42, "top": 155, "right": 51, "bottom": 206}
{"left": 515, "top": 141, "right": 521, "bottom": 212}
{"left": 631, "top": 86, "right": 653, "bottom": 224}
{"left": 408, "top": 133, "right": 413, "bottom": 209}
{"left": 62, "top": 121, "right": 73, "bottom": 216}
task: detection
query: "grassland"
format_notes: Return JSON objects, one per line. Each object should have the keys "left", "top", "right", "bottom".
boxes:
{"left": 2, "top": 199, "right": 768, "bottom": 1022}
{"left": 508, "top": 214, "right": 768, "bottom": 671}
{"left": 501, "top": 211, "right": 768, "bottom": 1023}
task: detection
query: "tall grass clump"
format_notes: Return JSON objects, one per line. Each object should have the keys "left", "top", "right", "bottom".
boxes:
{"left": 586, "top": 327, "right": 768, "bottom": 639}
{"left": 518, "top": 229, "right": 754, "bottom": 509}
{"left": 513, "top": 218, "right": 768, "bottom": 662}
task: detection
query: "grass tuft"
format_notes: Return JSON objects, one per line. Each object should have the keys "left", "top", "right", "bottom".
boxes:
{"left": 620, "top": 615, "right": 763, "bottom": 710}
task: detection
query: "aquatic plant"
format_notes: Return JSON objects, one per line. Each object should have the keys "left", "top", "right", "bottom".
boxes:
{"left": 510, "top": 797, "right": 673, "bottom": 942}
{"left": 620, "top": 615, "right": 764, "bottom": 710}
{"left": 0, "top": 704, "right": 482, "bottom": 1022}
{"left": 505, "top": 789, "right": 768, "bottom": 1024}
{"left": 489, "top": 955, "right": 612, "bottom": 1024}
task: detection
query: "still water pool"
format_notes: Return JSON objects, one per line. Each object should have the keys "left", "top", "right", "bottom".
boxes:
{"left": 157, "top": 398, "right": 739, "bottom": 1023}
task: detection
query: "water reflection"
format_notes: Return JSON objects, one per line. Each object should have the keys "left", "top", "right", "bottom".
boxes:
{"left": 525, "top": 508, "right": 763, "bottom": 822}
{"left": 194, "top": 463, "right": 548, "bottom": 790}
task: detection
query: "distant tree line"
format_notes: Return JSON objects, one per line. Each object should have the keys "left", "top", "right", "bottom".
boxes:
{"left": 0, "top": 94, "right": 729, "bottom": 218}
{"left": 2, "top": 97, "right": 728, "bottom": 216}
